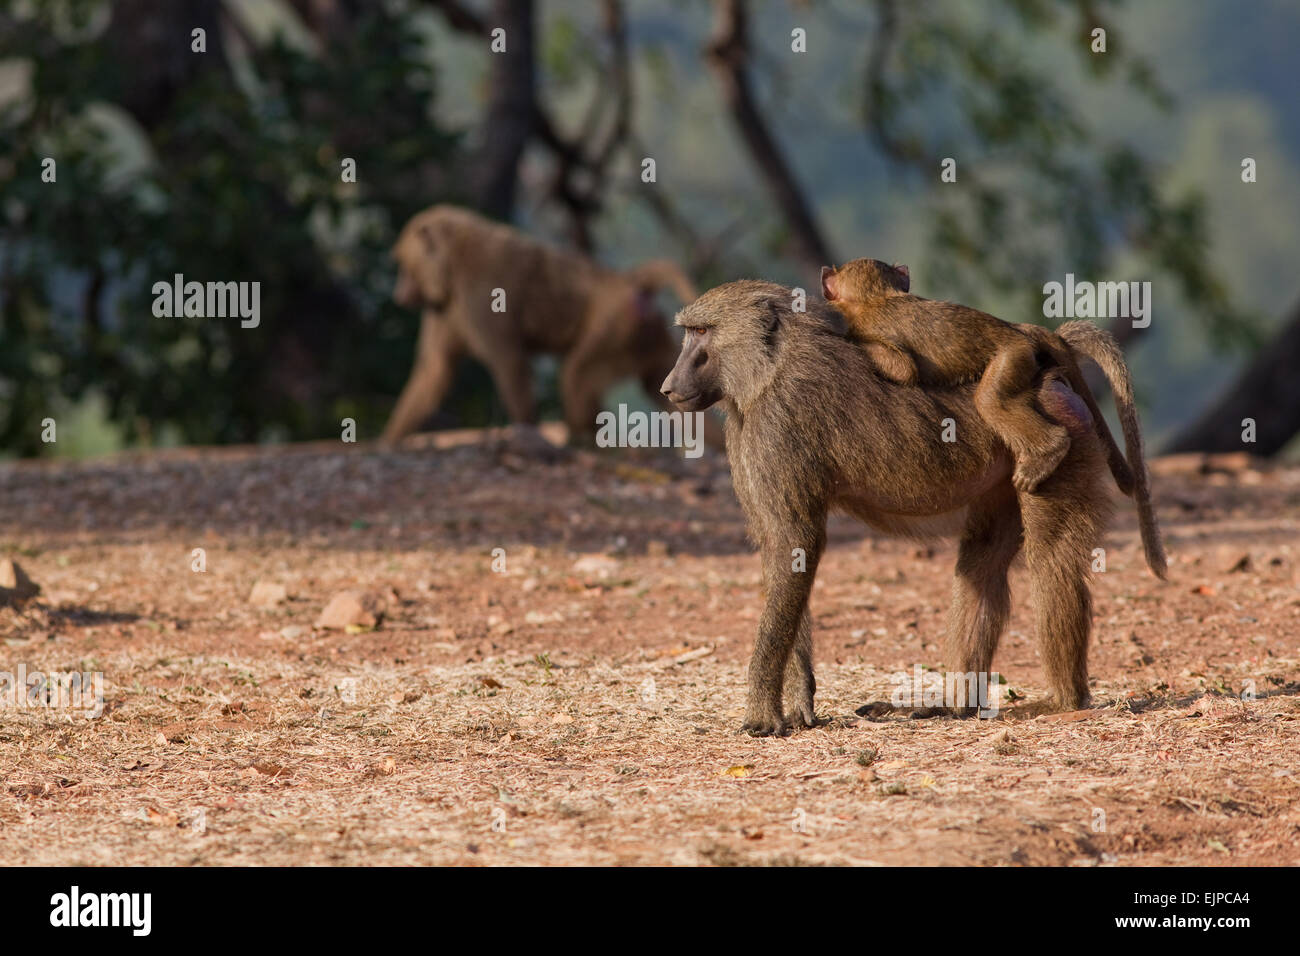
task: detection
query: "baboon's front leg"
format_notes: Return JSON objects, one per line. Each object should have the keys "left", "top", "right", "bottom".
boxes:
{"left": 744, "top": 527, "right": 823, "bottom": 736}
{"left": 782, "top": 609, "right": 816, "bottom": 728}
{"left": 863, "top": 342, "right": 919, "bottom": 385}
{"left": 380, "top": 313, "right": 463, "bottom": 445}
{"left": 486, "top": 348, "right": 537, "bottom": 426}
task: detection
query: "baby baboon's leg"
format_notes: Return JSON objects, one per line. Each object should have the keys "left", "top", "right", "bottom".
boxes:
{"left": 380, "top": 313, "right": 463, "bottom": 445}
{"left": 1018, "top": 442, "right": 1111, "bottom": 710}
{"left": 745, "top": 525, "right": 824, "bottom": 736}
{"left": 944, "top": 485, "right": 1023, "bottom": 707}
{"left": 975, "top": 337, "right": 1070, "bottom": 492}
{"left": 863, "top": 342, "right": 919, "bottom": 385}
{"left": 782, "top": 609, "right": 815, "bottom": 728}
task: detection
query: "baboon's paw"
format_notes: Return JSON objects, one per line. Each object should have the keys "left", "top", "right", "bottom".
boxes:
{"left": 740, "top": 712, "right": 790, "bottom": 737}
{"left": 784, "top": 702, "right": 817, "bottom": 730}
{"left": 1055, "top": 691, "right": 1092, "bottom": 712}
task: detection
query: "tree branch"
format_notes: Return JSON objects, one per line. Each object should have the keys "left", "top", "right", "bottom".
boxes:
{"left": 704, "top": 0, "right": 834, "bottom": 273}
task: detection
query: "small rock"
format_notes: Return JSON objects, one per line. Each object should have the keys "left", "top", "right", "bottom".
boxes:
{"left": 1218, "top": 548, "right": 1251, "bottom": 574}
{"left": 280, "top": 625, "right": 306, "bottom": 640}
{"left": 572, "top": 554, "right": 620, "bottom": 579}
{"left": 0, "top": 559, "right": 39, "bottom": 605}
{"left": 316, "top": 590, "right": 385, "bottom": 630}
{"left": 248, "top": 580, "right": 288, "bottom": 608}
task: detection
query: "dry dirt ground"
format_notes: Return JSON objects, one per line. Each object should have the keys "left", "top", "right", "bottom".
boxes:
{"left": 1, "top": 427, "right": 1298, "bottom": 866}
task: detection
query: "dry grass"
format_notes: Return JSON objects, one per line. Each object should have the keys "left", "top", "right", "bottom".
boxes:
{"left": 2, "top": 436, "right": 1299, "bottom": 865}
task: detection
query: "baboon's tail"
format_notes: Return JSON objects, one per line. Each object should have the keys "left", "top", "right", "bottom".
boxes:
{"left": 1058, "top": 320, "right": 1167, "bottom": 579}
{"left": 627, "top": 260, "right": 698, "bottom": 305}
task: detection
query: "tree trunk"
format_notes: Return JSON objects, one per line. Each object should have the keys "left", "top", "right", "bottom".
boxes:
{"left": 1165, "top": 296, "right": 1300, "bottom": 455}
{"left": 476, "top": 0, "right": 537, "bottom": 220}
{"left": 104, "top": 0, "right": 227, "bottom": 129}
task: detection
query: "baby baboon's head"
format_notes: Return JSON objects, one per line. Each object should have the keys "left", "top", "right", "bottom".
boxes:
{"left": 821, "top": 258, "right": 910, "bottom": 303}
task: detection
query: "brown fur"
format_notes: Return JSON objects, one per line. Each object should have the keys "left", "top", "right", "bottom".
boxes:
{"left": 822, "top": 258, "right": 1135, "bottom": 496}
{"left": 662, "top": 280, "right": 1164, "bottom": 735}
{"left": 382, "top": 204, "right": 701, "bottom": 446}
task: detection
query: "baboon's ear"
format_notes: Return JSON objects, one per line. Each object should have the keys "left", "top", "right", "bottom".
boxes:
{"left": 892, "top": 262, "right": 910, "bottom": 292}
{"left": 820, "top": 266, "right": 838, "bottom": 301}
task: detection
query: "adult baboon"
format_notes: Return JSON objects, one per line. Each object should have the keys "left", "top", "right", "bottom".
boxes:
{"left": 661, "top": 280, "right": 1165, "bottom": 736}
{"left": 382, "top": 204, "right": 699, "bottom": 446}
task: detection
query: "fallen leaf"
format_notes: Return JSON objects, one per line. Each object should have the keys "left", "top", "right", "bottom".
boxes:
{"left": 145, "top": 807, "right": 179, "bottom": 827}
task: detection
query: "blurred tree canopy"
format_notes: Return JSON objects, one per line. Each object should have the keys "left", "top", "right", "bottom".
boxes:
{"left": 0, "top": 0, "right": 472, "bottom": 455}
{"left": 0, "top": 0, "right": 1287, "bottom": 458}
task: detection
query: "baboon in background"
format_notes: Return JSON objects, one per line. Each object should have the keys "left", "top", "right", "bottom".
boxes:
{"left": 822, "top": 258, "right": 1138, "bottom": 496}
{"left": 382, "top": 204, "right": 700, "bottom": 446}
{"left": 661, "top": 280, "right": 1165, "bottom": 736}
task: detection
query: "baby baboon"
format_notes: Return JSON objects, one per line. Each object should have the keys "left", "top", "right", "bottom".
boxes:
{"left": 661, "top": 280, "right": 1165, "bottom": 736}
{"left": 822, "top": 258, "right": 1128, "bottom": 495}
{"left": 383, "top": 204, "right": 699, "bottom": 446}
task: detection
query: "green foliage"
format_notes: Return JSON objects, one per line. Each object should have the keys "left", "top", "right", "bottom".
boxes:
{"left": 861, "top": 0, "right": 1257, "bottom": 341}
{"left": 0, "top": 2, "right": 466, "bottom": 456}
{"left": 0, "top": 0, "right": 1270, "bottom": 457}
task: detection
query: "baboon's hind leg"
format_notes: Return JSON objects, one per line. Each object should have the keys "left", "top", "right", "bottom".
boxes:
{"left": 1018, "top": 442, "right": 1111, "bottom": 710}
{"left": 944, "top": 485, "right": 1023, "bottom": 709}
